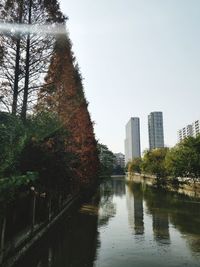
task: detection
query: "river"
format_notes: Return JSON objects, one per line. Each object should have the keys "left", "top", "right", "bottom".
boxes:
{"left": 14, "top": 177, "right": 200, "bottom": 267}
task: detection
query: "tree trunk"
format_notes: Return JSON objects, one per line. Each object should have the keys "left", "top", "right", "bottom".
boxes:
{"left": 31, "top": 195, "right": 36, "bottom": 234}
{"left": 48, "top": 247, "right": 53, "bottom": 267}
{"left": 12, "top": 37, "right": 21, "bottom": 115}
{"left": 21, "top": 0, "right": 32, "bottom": 121}
{"left": 58, "top": 194, "right": 62, "bottom": 210}
{"left": 12, "top": 2, "right": 23, "bottom": 115}
{"left": 48, "top": 198, "right": 52, "bottom": 222}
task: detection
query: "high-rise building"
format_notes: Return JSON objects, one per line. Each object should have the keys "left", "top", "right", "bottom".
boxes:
{"left": 148, "top": 112, "right": 164, "bottom": 150}
{"left": 193, "top": 120, "right": 200, "bottom": 137}
{"left": 178, "top": 119, "right": 200, "bottom": 142}
{"left": 125, "top": 117, "right": 141, "bottom": 164}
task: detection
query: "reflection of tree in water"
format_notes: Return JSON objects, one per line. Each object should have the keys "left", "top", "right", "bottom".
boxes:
{"left": 185, "top": 235, "right": 200, "bottom": 256}
{"left": 112, "top": 178, "right": 126, "bottom": 197}
{"left": 144, "top": 186, "right": 170, "bottom": 245}
{"left": 126, "top": 183, "right": 144, "bottom": 235}
{"left": 167, "top": 194, "right": 200, "bottom": 255}
{"left": 144, "top": 184, "right": 200, "bottom": 252}
{"left": 98, "top": 180, "right": 117, "bottom": 227}
{"left": 152, "top": 212, "right": 170, "bottom": 244}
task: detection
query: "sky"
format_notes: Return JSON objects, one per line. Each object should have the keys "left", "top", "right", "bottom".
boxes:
{"left": 59, "top": 0, "right": 200, "bottom": 153}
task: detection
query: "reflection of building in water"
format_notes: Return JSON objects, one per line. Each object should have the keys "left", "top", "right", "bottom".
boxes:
{"left": 112, "top": 179, "right": 126, "bottom": 197}
{"left": 134, "top": 194, "right": 144, "bottom": 235}
{"left": 126, "top": 184, "right": 144, "bottom": 235}
{"left": 152, "top": 211, "right": 170, "bottom": 244}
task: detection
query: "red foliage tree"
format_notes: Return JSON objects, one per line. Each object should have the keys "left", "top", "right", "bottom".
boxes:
{"left": 37, "top": 32, "right": 99, "bottom": 190}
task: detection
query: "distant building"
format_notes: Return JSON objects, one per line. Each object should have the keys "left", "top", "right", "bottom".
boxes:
{"left": 125, "top": 117, "right": 141, "bottom": 164}
{"left": 148, "top": 112, "right": 164, "bottom": 150}
{"left": 114, "top": 153, "right": 125, "bottom": 168}
{"left": 192, "top": 120, "right": 200, "bottom": 137}
{"left": 178, "top": 119, "right": 200, "bottom": 142}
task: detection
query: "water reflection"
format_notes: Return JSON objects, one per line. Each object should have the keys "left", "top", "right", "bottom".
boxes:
{"left": 98, "top": 180, "right": 117, "bottom": 227}
{"left": 126, "top": 183, "right": 144, "bottom": 235}
{"left": 152, "top": 212, "right": 170, "bottom": 244}
{"left": 112, "top": 178, "right": 126, "bottom": 197}
{"left": 13, "top": 179, "right": 200, "bottom": 267}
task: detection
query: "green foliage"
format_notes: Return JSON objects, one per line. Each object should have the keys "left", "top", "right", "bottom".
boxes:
{"left": 113, "top": 165, "right": 125, "bottom": 175}
{"left": 166, "top": 135, "right": 200, "bottom": 182}
{"left": 141, "top": 148, "right": 169, "bottom": 180}
{"left": 128, "top": 157, "right": 142, "bottom": 174}
{"left": 19, "top": 126, "right": 74, "bottom": 191}
{"left": 0, "top": 111, "right": 63, "bottom": 177}
{"left": 138, "top": 135, "right": 200, "bottom": 185}
{"left": 0, "top": 112, "right": 27, "bottom": 176}
{"left": 98, "top": 144, "right": 115, "bottom": 177}
{"left": 26, "top": 112, "right": 63, "bottom": 141}
{"left": 0, "top": 172, "right": 38, "bottom": 205}
{"left": 0, "top": 111, "right": 73, "bottom": 194}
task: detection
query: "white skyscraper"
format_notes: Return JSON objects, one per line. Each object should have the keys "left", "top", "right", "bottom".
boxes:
{"left": 125, "top": 117, "right": 141, "bottom": 164}
{"left": 148, "top": 112, "right": 164, "bottom": 150}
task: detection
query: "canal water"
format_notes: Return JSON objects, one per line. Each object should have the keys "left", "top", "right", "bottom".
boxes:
{"left": 14, "top": 178, "right": 200, "bottom": 267}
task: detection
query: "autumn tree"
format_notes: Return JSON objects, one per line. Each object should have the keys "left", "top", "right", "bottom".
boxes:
{"left": 0, "top": 0, "right": 66, "bottom": 118}
{"left": 37, "top": 32, "right": 99, "bottom": 189}
{"left": 0, "top": 0, "right": 24, "bottom": 114}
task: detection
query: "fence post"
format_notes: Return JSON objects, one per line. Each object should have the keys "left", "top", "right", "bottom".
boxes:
{"left": 31, "top": 194, "right": 36, "bottom": 234}
{"left": 48, "top": 198, "right": 52, "bottom": 222}
{"left": 0, "top": 216, "right": 7, "bottom": 264}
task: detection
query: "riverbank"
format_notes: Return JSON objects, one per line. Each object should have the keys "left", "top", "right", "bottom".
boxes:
{"left": 126, "top": 172, "right": 200, "bottom": 198}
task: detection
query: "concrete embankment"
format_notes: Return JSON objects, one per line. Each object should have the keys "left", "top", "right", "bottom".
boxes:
{"left": 126, "top": 172, "right": 200, "bottom": 198}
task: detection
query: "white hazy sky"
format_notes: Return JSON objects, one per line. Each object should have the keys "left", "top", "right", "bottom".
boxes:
{"left": 60, "top": 0, "right": 200, "bottom": 153}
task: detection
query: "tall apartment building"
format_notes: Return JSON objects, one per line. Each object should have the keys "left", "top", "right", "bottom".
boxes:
{"left": 178, "top": 119, "right": 200, "bottom": 142}
{"left": 148, "top": 112, "right": 164, "bottom": 150}
{"left": 125, "top": 117, "right": 141, "bottom": 164}
{"left": 193, "top": 120, "right": 200, "bottom": 137}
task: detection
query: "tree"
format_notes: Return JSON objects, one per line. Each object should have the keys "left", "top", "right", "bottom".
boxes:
{"left": 0, "top": 112, "right": 26, "bottom": 176}
{"left": 128, "top": 157, "right": 142, "bottom": 174}
{"left": 0, "top": 0, "right": 24, "bottom": 114}
{"left": 166, "top": 135, "right": 200, "bottom": 183}
{"left": 142, "top": 148, "right": 169, "bottom": 183}
{"left": 37, "top": 32, "right": 99, "bottom": 189}
{"left": 98, "top": 144, "right": 115, "bottom": 177}
{"left": 0, "top": 0, "right": 66, "bottom": 118}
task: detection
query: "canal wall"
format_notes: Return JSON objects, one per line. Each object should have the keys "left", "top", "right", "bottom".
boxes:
{"left": 1, "top": 194, "right": 80, "bottom": 267}
{"left": 126, "top": 172, "right": 200, "bottom": 198}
